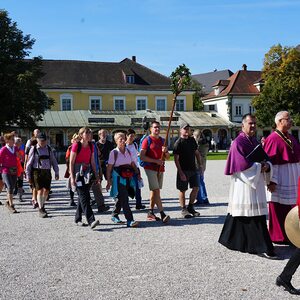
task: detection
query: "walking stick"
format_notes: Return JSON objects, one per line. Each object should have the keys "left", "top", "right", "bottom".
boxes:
{"left": 158, "top": 64, "right": 192, "bottom": 175}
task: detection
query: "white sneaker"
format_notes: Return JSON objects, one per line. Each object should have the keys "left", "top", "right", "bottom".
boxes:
{"left": 181, "top": 208, "right": 193, "bottom": 219}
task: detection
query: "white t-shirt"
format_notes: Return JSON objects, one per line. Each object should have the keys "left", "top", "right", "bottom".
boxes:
{"left": 126, "top": 143, "right": 139, "bottom": 168}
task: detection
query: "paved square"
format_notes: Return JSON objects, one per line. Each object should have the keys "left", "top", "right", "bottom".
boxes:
{"left": 0, "top": 161, "right": 297, "bottom": 299}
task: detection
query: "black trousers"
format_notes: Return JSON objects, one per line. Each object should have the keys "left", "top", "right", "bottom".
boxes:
{"left": 280, "top": 248, "right": 300, "bottom": 282}
{"left": 112, "top": 180, "right": 133, "bottom": 222}
{"left": 75, "top": 182, "right": 95, "bottom": 225}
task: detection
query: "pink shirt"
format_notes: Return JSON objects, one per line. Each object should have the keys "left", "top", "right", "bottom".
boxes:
{"left": 0, "top": 146, "right": 18, "bottom": 174}
{"left": 108, "top": 147, "right": 133, "bottom": 167}
{"left": 71, "top": 142, "right": 94, "bottom": 164}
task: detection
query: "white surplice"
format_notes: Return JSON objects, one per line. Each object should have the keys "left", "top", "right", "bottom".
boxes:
{"left": 228, "top": 162, "right": 272, "bottom": 217}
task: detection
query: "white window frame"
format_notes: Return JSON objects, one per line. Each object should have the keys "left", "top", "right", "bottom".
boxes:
{"left": 114, "top": 96, "right": 126, "bottom": 111}
{"left": 60, "top": 94, "right": 73, "bottom": 111}
{"left": 89, "top": 96, "right": 102, "bottom": 111}
{"left": 155, "top": 96, "right": 167, "bottom": 111}
{"left": 136, "top": 96, "right": 148, "bottom": 110}
{"left": 235, "top": 105, "right": 243, "bottom": 116}
{"left": 126, "top": 75, "right": 135, "bottom": 84}
{"left": 175, "top": 96, "right": 186, "bottom": 111}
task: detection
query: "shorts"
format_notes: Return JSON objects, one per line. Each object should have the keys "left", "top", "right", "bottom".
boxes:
{"left": 2, "top": 173, "right": 17, "bottom": 194}
{"left": 176, "top": 170, "right": 199, "bottom": 192}
{"left": 32, "top": 169, "right": 52, "bottom": 190}
{"left": 144, "top": 169, "right": 164, "bottom": 191}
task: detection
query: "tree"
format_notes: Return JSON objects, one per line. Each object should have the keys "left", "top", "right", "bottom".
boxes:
{"left": 252, "top": 44, "right": 300, "bottom": 127}
{"left": 191, "top": 79, "right": 204, "bottom": 111}
{"left": 0, "top": 10, "right": 53, "bottom": 129}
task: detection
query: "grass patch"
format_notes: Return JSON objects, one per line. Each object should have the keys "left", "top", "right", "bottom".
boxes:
{"left": 168, "top": 152, "right": 228, "bottom": 161}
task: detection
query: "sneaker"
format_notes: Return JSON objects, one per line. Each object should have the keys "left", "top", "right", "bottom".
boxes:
{"left": 127, "top": 220, "right": 139, "bottom": 227}
{"left": 162, "top": 215, "right": 170, "bottom": 223}
{"left": 32, "top": 200, "right": 38, "bottom": 209}
{"left": 98, "top": 205, "right": 110, "bottom": 213}
{"left": 147, "top": 212, "right": 161, "bottom": 221}
{"left": 136, "top": 204, "right": 146, "bottom": 210}
{"left": 181, "top": 208, "right": 193, "bottom": 219}
{"left": 111, "top": 216, "right": 125, "bottom": 224}
{"left": 90, "top": 219, "right": 100, "bottom": 229}
{"left": 187, "top": 205, "right": 201, "bottom": 217}
{"left": 69, "top": 200, "right": 77, "bottom": 207}
{"left": 19, "top": 194, "right": 24, "bottom": 202}
{"left": 76, "top": 221, "right": 88, "bottom": 227}
{"left": 0, "top": 201, "right": 2, "bottom": 205}
{"left": 38, "top": 209, "right": 47, "bottom": 218}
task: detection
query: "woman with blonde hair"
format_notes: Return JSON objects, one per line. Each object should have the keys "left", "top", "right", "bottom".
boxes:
{"left": 69, "top": 127, "right": 100, "bottom": 229}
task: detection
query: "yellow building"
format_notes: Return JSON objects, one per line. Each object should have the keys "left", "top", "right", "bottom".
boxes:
{"left": 36, "top": 57, "right": 197, "bottom": 147}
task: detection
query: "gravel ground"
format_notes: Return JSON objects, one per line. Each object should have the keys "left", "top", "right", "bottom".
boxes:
{"left": 0, "top": 161, "right": 298, "bottom": 299}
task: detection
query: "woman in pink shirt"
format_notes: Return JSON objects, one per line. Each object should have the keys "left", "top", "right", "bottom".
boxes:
{"left": 0, "top": 133, "right": 19, "bottom": 213}
{"left": 69, "top": 127, "right": 100, "bottom": 229}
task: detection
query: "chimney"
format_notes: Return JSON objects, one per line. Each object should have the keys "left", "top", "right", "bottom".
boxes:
{"left": 242, "top": 64, "right": 247, "bottom": 71}
{"left": 132, "top": 56, "right": 136, "bottom": 62}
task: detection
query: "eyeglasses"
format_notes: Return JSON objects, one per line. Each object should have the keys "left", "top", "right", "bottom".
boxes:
{"left": 152, "top": 126, "right": 160, "bottom": 129}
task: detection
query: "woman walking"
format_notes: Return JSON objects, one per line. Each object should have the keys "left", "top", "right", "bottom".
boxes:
{"left": 0, "top": 133, "right": 19, "bottom": 213}
{"left": 69, "top": 127, "right": 100, "bottom": 229}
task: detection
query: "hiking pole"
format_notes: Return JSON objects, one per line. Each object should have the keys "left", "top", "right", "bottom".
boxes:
{"left": 158, "top": 64, "right": 192, "bottom": 175}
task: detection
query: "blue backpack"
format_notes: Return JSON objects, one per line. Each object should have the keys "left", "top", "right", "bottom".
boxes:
{"left": 138, "top": 135, "right": 164, "bottom": 167}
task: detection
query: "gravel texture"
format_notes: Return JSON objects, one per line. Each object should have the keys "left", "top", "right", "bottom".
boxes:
{"left": 0, "top": 161, "right": 298, "bottom": 299}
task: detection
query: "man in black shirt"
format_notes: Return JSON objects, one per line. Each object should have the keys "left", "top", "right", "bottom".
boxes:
{"left": 173, "top": 122, "right": 202, "bottom": 218}
{"left": 96, "top": 129, "right": 114, "bottom": 181}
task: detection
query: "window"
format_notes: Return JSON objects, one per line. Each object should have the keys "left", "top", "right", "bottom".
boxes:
{"left": 176, "top": 97, "right": 185, "bottom": 111}
{"left": 156, "top": 97, "right": 166, "bottom": 111}
{"left": 60, "top": 94, "right": 73, "bottom": 111}
{"left": 209, "top": 104, "right": 215, "bottom": 111}
{"left": 235, "top": 105, "right": 243, "bottom": 116}
{"left": 136, "top": 96, "right": 147, "bottom": 110}
{"left": 249, "top": 105, "right": 255, "bottom": 114}
{"left": 89, "top": 96, "right": 102, "bottom": 111}
{"left": 126, "top": 75, "right": 135, "bottom": 84}
{"left": 114, "top": 96, "right": 126, "bottom": 110}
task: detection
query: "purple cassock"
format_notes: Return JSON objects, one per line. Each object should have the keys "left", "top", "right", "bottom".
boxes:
{"left": 264, "top": 130, "right": 300, "bottom": 243}
{"left": 225, "top": 132, "right": 259, "bottom": 176}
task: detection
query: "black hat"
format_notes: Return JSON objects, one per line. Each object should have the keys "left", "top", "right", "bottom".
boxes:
{"left": 37, "top": 132, "right": 47, "bottom": 140}
{"left": 180, "top": 121, "right": 191, "bottom": 130}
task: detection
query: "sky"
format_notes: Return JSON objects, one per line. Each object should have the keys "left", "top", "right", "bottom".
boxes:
{"left": 1, "top": 0, "right": 300, "bottom": 76}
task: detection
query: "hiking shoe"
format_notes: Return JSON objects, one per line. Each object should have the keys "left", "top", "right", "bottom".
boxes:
{"left": 136, "top": 204, "right": 146, "bottom": 210}
{"left": 162, "top": 215, "right": 170, "bottom": 223}
{"left": 111, "top": 216, "right": 125, "bottom": 224}
{"left": 181, "top": 208, "right": 193, "bottom": 219}
{"left": 0, "top": 201, "right": 2, "bottom": 205}
{"left": 76, "top": 221, "right": 88, "bottom": 227}
{"left": 91, "top": 219, "right": 100, "bottom": 229}
{"left": 38, "top": 209, "right": 47, "bottom": 218}
{"left": 98, "top": 205, "right": 110, "bottom": 213}
{"left": 147, "top": 212, "right": 160, "bottom": 221}
{"left": 127, "top": 220, "right": 139, "bottom": 227}
{"left": 187, "top": 205, "right": 201, "bottom": 217}
{"left": 32, "top": 200, "right": 38, "bottom": 209}
{"left": 69, "top": 200, "right": 77, "bottom": 207}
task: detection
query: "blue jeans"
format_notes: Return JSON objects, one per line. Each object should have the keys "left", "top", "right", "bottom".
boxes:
{"left": 196, "top": 172, "right": 208, "bottom": 202}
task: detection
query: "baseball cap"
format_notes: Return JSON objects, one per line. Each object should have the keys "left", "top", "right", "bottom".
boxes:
{"left": 180, "top": 122, "right": 191, "bottom": 130}
{"left": 37, "top": 132, "right": 47, "bottom": 140}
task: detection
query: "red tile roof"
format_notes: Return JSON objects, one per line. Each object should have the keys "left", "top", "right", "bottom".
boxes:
{"left": 203, "top": 70, "right": 262, "bottom": 100}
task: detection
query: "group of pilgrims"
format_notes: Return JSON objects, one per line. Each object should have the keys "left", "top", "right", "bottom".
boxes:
{"left": 1, "top": 110, "right": 300, "bottom": 295}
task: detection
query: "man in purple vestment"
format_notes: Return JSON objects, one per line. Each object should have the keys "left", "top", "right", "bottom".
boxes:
{"left": 264, "top": 111, "right": 300, "bottom": 243}
{"left": 219, "top": 114, "right": 276, "bottom": 257}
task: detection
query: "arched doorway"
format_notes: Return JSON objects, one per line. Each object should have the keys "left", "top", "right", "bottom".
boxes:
{"left": 218, "top": 128, "right": 228, "bottom": 150}
{"left": 202, "top": 129, "right": 212, "bottom": 150}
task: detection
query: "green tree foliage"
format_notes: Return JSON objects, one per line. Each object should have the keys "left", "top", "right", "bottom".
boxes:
{"left": 191, "top": 79, "right": 204, "bottom": 111}
{"left": 0, "top": 10, "right": 53, "bottom": 129}
{"left": 252, "top": 44, "right": 300, "bottom": 127}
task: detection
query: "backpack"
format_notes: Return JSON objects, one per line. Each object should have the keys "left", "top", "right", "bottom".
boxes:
{"left": 138, "top": 135, "right": 164, "bottom": 167}
{"left": 33, "top": 144, "right": 52, "bottom": 168}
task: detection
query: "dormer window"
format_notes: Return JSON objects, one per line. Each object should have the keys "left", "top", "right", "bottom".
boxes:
{"left": 126, "top": 75, "right": 135, "bottom": 84}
